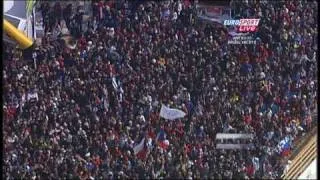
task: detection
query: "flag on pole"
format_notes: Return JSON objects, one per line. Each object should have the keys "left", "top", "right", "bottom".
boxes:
{"left": 159, "top": 140, "right": 170, "bottom": 150}
{"left": 156, "top": 129, "right": 167, "bottom": 142}
{"left": 277, "top": 136, "right": 292, "bottom": 156}
{"left": 160, "top": 104, "right": 186, "bottom": 120}
{"left": 156, "top": 129, "right": 169, "bottom": 150}
{"left": 133, "top": 138, "right": 148, "bottom": 160}
{"left": 26, "top": 0, "right": 36, "bottom": 16}
{"left": 252, "top": 157, "right": 260, "bottom": 175}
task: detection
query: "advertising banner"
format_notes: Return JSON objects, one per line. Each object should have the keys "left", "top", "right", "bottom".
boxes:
{"left": 197, "top": 4, "right": 231, "bottom": 24}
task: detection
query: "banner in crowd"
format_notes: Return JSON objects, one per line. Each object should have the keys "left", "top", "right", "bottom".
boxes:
{"left": 215, "top": 133, "right": 255, "bottom": 150}
{"left": 160, "top": 104, "right": 186, "bottom": 120}
{"left": 215, "top": 133, "right": 254, "bottom": 139}
{"left": 216, "top": 143, "right": 255, "bottom": 149}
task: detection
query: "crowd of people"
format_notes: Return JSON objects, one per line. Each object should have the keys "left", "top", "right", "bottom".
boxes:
{"left": 3, "top": 0, "right": 317, "bottom": 179}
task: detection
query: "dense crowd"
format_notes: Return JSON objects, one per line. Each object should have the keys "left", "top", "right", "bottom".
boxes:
{"left": 3, "top": 0, "right": 317, "bottom": 179}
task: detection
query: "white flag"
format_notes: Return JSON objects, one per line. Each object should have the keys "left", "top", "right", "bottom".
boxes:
{"left": 112, "top": 77, "right": 118, "bottom": 90}
{"left": 27, "top": 92, "right": 39, "bottom": 101}
{"left": 160, "top": 104, "right": 186, "bottom": 120}
{"left": 252, "top": 157, "right": 260, "bottom": 173}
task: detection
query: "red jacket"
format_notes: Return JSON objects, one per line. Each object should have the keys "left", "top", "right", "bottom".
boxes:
{"left": 246, "top": 164, "right": 254, "bottom": 176}
{"left": 244, "top": 114, "right": 252, "bottom": 125}
{"left": 148, "top": 128, "right": 156, "bottom": 140}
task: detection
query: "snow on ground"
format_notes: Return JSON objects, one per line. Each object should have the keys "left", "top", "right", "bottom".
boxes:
{"left": 298, "top": 158, "right": 317, "bottom": 179}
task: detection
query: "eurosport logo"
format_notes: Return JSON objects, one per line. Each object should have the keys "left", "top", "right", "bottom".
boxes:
{"left": 224, "top": 19, "right": 260, "bottom": 32}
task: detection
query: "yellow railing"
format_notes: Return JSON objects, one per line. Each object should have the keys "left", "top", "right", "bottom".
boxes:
{"left": 3, "top": 19, "right": 33, "bottom": 49}
{"left": 282, "top": 135, "right": 317, "bottom": 179}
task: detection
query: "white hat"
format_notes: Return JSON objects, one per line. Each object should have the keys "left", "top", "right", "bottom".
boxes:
{"left": 139, "top": 115, "right": 145, "bottom": 123}
{"left": 84, "top": 122, "right": 89, "bottom": 127}
{"left": 164, "top": 140, "right": 170, "bottom": 146}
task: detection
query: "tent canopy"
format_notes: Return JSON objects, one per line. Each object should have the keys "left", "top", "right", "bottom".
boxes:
{"left": 4, "top": 0, "right": 27, "bottom": 19}
{"left": 4, "top": 0, "right": 35, "bottom": 45}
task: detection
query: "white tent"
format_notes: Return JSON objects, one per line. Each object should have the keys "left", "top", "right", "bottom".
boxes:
{"left": 4, "top": 0, "right": 36, "bottom": 44}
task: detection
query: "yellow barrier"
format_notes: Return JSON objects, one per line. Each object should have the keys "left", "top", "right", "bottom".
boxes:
{"left": 3, "top": 19, "right": 33, "bottom": 49}
{"left": 282, "top": 135, "right": 317, "bottom": 179}
{"left": 285, "top": 143, "right": 316, "bottom": 178}
{"left": 287, "top": 136, "right": 316, "bottom": 171}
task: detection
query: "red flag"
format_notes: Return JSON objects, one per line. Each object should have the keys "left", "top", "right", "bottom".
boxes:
{"left": 136, "top": 148, "right": 148, "bottom": 160}
{"left": 281, "top": 148, "right": 291, "bottom": 157}
{"left": 244, "top": 114, "right": 252, "bottom": 125}
{"left": 158, "top": 140, "right": 170, "bottom": 150}
{"left": 246, "top": 164, "right": 254, "bottom": 177}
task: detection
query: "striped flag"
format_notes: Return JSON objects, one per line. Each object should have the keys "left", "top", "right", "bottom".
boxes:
{"left": 133, "top": 138, "right": 148, "bottom": 160}
{"left": 156, "top": 129, "right": 167, "bottom": 142}
{"left": 156, "top": 129, "right": 169, "bottom": 150}
{"left": 277, "top": 136, "right": 292, "bottom": 156}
